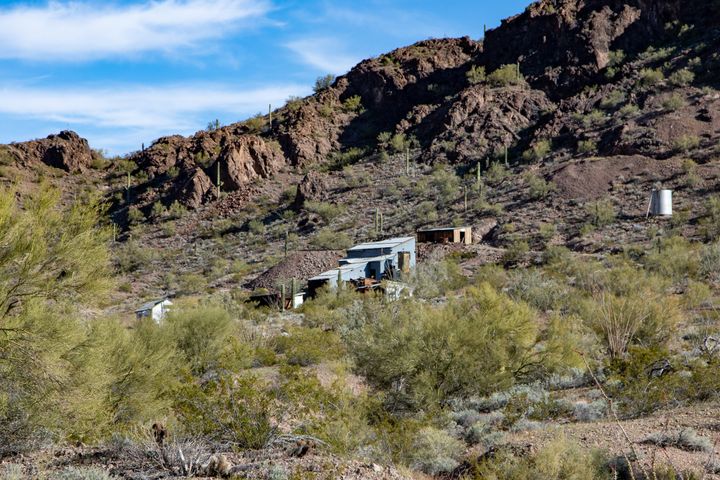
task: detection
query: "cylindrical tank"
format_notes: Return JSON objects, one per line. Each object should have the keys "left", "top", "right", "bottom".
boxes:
{"left": 651, "top": 190, "right": 673, "bottom": 216}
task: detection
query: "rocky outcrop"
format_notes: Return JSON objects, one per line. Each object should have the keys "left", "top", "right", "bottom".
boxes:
{"left": 481, "top": 0, "right": 688, "bottom": 94}
{"left": 294, "top": 172, "right": 331, "bottom": 210}
{"left": 9, "top": 131, "right": 92, "bottom": 173}
{"left": 176, "top": 168, "right": 214, "bottom": 209}
{"left": 418, "top": 86, "right": 554, "bottom": 162}
{"left": 215, "top": 136, "right": 285, "bottom": 190}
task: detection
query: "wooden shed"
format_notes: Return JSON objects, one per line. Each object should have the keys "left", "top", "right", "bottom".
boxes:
{"left": 417, "top": 227, "right": 473, "bottom": 245}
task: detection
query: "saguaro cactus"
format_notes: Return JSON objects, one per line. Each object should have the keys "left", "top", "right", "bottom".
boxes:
{"left": 216, "top": 161, "right": 223, "bottom": 199}
{"left": 126, "top": 172, "right": 131, "bottom": 204}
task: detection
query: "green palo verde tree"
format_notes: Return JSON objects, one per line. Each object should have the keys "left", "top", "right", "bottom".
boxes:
{"left": 0, "top": 186, "right": 113, "bottom": 318}
{"left": 0, "top": 186, "right": 115, "bottom": 448}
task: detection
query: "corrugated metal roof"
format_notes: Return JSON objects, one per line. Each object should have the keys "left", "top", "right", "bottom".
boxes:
{"left": 309, "top": 264, "right": 365, "bottom": 281}
{"left": 418, "top": 226, "right": 470, "bottom": 232}
{"left": 135, "top": 298, "right": 171, "bottom": 313}
{"left": 340, "top": 254, "right": 395, "bottom": 264}
{"left": 347, "top": 237, "right": 414, "bottom": 251}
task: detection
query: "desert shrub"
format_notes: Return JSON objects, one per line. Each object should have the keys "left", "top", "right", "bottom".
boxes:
{"left": 669, "top": 68, "right": 695, "bottom": 87}
{"left": 165, "top": 307, "right": 239, "bottom": 375}
{"left": 246, "top": 219, "right": 265, "bottom": 236}
{"left": 376, "top": 131, "right": 392, "bottom": 150}
{"left": 506, "top": 269, "right": 569, "bottom": 312}
{"left": 416, "top": 200, "right": 439, "bottom": 223}
{"left": 642, "top": 429, "right": 712, "bottom": 452}
{"left": 581, "top": 290, "right": 681, "bottom": 359}
{"left": 178, "top": 272, "right": 207, "bottom": 294}
{"left": 324, "top": 147, "right": 367, "bottom": 170}
{"left": 639, "top": 68, "right": 664, "bottom": 87}
{"left": 390, "top": 133, "right": 411, "bottom": 153}
{"left": 572, "top": 400, "right": 607, "bottom": 422}
{"left": 576, "top": 109, "right": 606, "bottom": 128}
{"left": 525, "top": 173, "right": 555, "bottom": 200}
{"left": 305, "top": 201, "right": 345, "bottom": 223}
{"left": 522, "top": 140, "right": 552, "bottom": 162}
{"left": 310, "top": 228, "right": 352, "bottom": 250}
{"left": 275, "top": 328, "right": 345, "bottom": 366}
{"left": 485, "top": 162, "right": 509, "bottom": 184}
{"left": 642, "top": 236, "right": 699, "bottom": 281}
{"left": 608, "top": 50, "right": 625, "bottom": 67}
{"left": 542, "top": 245, "right": 572, "bottom": 265}
{"left": 639, "top": 46, "right": 674, "bottom": 63}
{"left": 538, "top": 223, "right": 557, "bottom": 242}
{"left": 342, "top": 95, "right": 363, "bottom": 113}
{"left": 502, "top": 239, "right": 530, "bottom": 265}
{"left": 300, "top": 285, "right": 361, "bottom": 329}
{"left": 114, "top": 240, "right": 156, "bottom": 273}
{"left": 285, "top": 96, "right": 304, "bottom": 112}
{"left": 127, "top": 206, "right": 145, "bottom": 225}
{"left": 600, "top": 90, "right": 626, "bottom": 110}
{"left": 488, "top": 64, "right": 525, "bottom": 87}
{"left": 167, "top": 201, "right": 186, "bottom": 219}
{"left": 408, "top": 427, "right": 464, "bottom": 475}
{"left": 466, "top": 65, "right": 486, "bottom": 84}
{"left": 585, "top": 199, "right": 616, "bottom": 227}
{"left": 673, "top": 134, "right": 700, "bottom": 153}
{"left": 151, "top": 201, "right": 165, "bottom": 219}
{"left": 618, "top": 103, "right": 641, "bottom": 119}
{"left": 471, "top": 437, "right": 608, "bottom": 480}
{"left": 50, "top": 467, "right": 114, "bottom": 480}
{"left": 313, "top": 74, "right": 335, "bottom": 92}
{"left": 682, "top": 279, "right": 711, "bottom": 309}
{"left": 409, "top": 259, "right": 467, "bottom": 299}
{"left": 699, "top": 241, "right": 720, "bottom": 281}
{"left": 349, "top": 284, "right": 574, "bottom": 410}
{"left": 175, "top": 375, "right": 274, "bottom": 449}
{"left": 244, "top": 113, "right": 266, "bottom": 133}
{"left": 662, "top": 93, "right": 686, "bottom": 111}
{"left": 578, "top": 139, "right": 597, "bottom": 154}
{"left": 704, "top": 196, "right": 720, "bottom": 240}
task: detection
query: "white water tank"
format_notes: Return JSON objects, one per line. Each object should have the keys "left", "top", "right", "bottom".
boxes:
{"left": 650, "top": 190, "right": 673, "bottom": 217}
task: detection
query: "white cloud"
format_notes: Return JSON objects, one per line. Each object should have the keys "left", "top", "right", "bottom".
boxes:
{"left": 0, "top": 82, "right": 309, "bottom": 152}
{"left": 0, "top": 0, "right": 271, "bottom": 61}
{"left": 285, "top": 38, "right": 359, "bottom": 75}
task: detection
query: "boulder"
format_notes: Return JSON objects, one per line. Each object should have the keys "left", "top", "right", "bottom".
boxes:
{"left": 216, "top": 136, "right": 284, "bottom": 190}
{"left": 176, "top": 168, "right": 214, "bottom": 209}
{"left": 293, "top": 171, "right": 331, "bottom": 210}
{"left": 10, "top": 130, "right": 92, "bottom": 173}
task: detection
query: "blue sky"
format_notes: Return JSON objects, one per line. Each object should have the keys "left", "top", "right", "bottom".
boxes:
{"left": 0, "top": 0, "right": 530, "bottom": 155}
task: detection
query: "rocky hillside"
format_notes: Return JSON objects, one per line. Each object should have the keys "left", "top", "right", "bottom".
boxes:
{"left": 3, "top": 0, "right": 720, "bottom": 299}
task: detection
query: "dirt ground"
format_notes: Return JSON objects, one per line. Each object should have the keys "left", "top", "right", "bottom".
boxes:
{"left": 504, "top": 401, "right": 720, "bottom": 478}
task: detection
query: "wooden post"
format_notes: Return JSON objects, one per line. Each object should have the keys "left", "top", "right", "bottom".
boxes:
{"left": 280, "top": 284, "right": 286, "bottom": 312}
{"left": 291, "top": 277, "right": 297, "bottom": 307}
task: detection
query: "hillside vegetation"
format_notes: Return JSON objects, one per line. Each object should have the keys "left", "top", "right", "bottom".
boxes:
{"left": 3, "top": 0, "right": 720, "bottom": 478}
